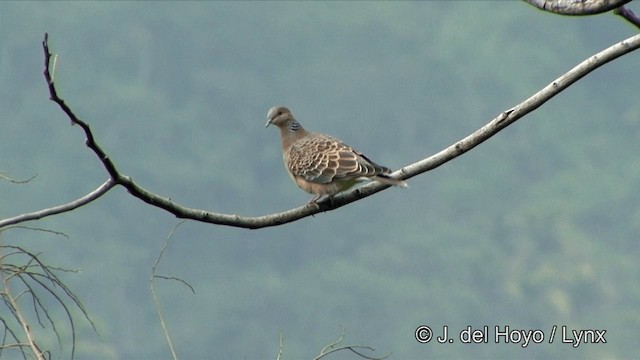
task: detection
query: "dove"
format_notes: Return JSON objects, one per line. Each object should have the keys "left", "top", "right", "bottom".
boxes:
{"left": 266, "top": 106, "right": 407, "bottom": 203}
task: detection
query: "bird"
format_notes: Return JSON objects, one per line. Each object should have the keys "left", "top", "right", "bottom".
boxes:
{"left": 265, "top": 105, "right": 407, "bottom": 204}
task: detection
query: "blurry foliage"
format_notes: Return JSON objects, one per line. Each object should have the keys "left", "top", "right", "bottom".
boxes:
{"left": 0, "top": 1, "right": 638, "bottom": 359}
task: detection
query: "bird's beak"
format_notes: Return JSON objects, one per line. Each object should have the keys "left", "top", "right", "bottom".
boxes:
{"left": 265, "top": 118, "right": 272, "bottom": 128}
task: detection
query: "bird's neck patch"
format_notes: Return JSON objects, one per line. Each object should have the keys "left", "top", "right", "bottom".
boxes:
{"left": 288, "top": 121, "right": 301, "bottom": 132}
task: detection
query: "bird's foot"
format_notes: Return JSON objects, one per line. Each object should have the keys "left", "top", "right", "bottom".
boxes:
{"left": 306, "top": 195, "right": 321, "bottom": 209}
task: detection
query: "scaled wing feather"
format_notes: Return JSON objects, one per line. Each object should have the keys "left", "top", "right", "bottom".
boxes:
{"left": 288, "top": 133, "right": 391, "bottom": 184}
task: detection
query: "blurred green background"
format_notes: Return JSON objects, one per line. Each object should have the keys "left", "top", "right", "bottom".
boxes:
{"left": 1, "top": 2, "right": 638, "bottom": 359}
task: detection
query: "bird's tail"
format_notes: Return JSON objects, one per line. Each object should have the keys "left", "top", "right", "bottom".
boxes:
{"left": 374, "top": 174, "right": 409, "bottom": 188}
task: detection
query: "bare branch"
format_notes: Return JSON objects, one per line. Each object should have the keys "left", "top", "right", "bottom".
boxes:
{"left": 0, "top": 244, "right": 98, "bottom": 359}
{"left": 150, "top": 221, "right": 190, "bottom": 360}
{"left": 0, "top": 226, "right": 69, "bottom": 240}
{"left": 42, "top": 34, "right": 120, "bottom": 182}
{"left": 0, "top": 317, "right": 28, "bottom": 360}
{"left": 523, "top": 0, "right": 633, "bottom": 15}
{"left": 0, "top": 179, "right": 115, "bottom": 229}
{"left": 1, "top": 248, "right": 46, "bottom": 360}
{"left": 314, "top": 327, "right": 391, "bottom": 360}
{"left": 275, "top": 331, "right": 283, "bottom": 360}
{"left": 524, "top": 0, "right": 640, "bottom": 29}
{"left": 615, "top": 5, "right": 640, "bottom": 28}
{"left": 1, "top": 296, "right": 44, "bottom": 360}
{"left": 0, "top": 246, "right": 48, "bottom": 360}
{"left": 28, "top": 32, "right": 640, "bottom": 229}
{"left": 0, "top": 174, "right": 37, "bottom": 185}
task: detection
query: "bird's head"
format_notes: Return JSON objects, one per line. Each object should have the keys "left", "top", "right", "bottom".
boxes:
{"left": 265, "top": 106, "right": 294, "bottom": 129}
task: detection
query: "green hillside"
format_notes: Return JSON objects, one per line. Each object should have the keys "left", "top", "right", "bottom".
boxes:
{"left": 1, "top": 2, "right": 638, "bottom": 359}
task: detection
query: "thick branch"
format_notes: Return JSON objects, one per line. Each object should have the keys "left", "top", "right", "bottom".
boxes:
{"left": 5, "top": 32, "right": 639, "bottom": 230}
{"left": 524, "top": 0, "right": 633, "bottom": 15}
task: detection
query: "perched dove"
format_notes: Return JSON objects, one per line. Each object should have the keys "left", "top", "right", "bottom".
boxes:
{"left": 265, "top": 106, "right": 407, "bottom": 203}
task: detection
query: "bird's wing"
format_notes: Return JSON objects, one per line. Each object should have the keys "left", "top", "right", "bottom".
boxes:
{"left": 287, "top": 133, "right": 390, "bottom": 184}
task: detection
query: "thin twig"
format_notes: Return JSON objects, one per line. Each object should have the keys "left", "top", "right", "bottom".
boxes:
{"left": 0, "top": 174, "right": 37, "bottom": 184}
{"left": 150, "top": 221, "right": 189, "bottom": 360}
{"left": 275, "top": 331, "right": 283, "bottom": 360}
{"left": 313, "top": 327, "right": 391, "bottom": 360}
